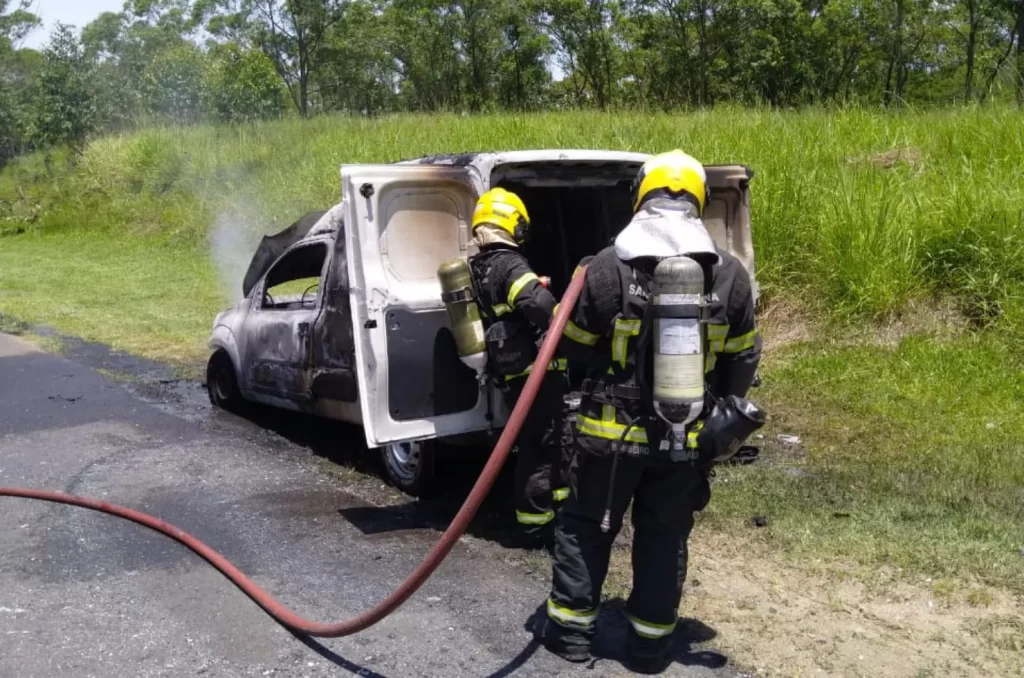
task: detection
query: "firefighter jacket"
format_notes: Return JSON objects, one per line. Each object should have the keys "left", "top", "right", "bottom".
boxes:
{"left": 560, "top": 245, "right": 761, "bottom": 452}
{"left": 469, "top": 244, "right": 565, "bottom": 379}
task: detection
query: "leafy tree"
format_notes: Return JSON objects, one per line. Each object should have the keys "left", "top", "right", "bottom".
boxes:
{"left": 83, "top": 2, "right": 201, "bottom": 128}
{"left": 1017, "top": 0, "right": 1024, "bottom": 104}
{"left": 206, "top": 42, "right": 288, "bottom": 121}
{"left": 205, "top": 0, "right": 347, "bottom": 115}
{"left": 143, "top": 43, "right": 208, "bottom": 122}
{"left": 0, "top": 0, "right": 40, "bottom": 165}
{"left": 34, "top": 23, "right": 98, "bottom": 153}
{"left": 5, "top": 0, "right": 1024, "bottom": 168}
{"left": 539, "top": 0, "right": 620, "bottom": 109}
{"left": 386, "top": 0, "right": 465, "bottom": 110}
{"left": 495, "top": 6, "right": 552, "bottom": 110}
{"left": 317, "top": 1, "right": 399, "bottom": 115}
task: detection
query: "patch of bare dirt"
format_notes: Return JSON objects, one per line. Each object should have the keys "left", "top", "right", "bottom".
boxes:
{"left": 850, "top": 147, "right": 926, "bottom": 171}
{"left": 756, "top": 297, "right": 818, "bottom": 354}
{"left": 848, "top": 297, "right": 970, "bottom": 348}
{"left": 607, "top": 531, "right": 1024, "bottom": 677}
{"left": 757, "top": 295, "right": 971, "bottom": 357}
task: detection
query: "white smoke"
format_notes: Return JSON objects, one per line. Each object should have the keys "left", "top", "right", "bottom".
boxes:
{"left": 209, "top": 198, "right": 263, "bottom": 303}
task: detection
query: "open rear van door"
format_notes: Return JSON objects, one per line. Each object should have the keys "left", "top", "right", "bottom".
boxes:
{"left": 704, "top": 165, "right": 758, "bottom": 300}
{"left": 341, "top": 164, "right": 490, "bottom": 447}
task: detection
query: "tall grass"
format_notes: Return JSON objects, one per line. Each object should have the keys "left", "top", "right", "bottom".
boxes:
{"left": 3, "top": 107, "right": 1023, "bottom": 330}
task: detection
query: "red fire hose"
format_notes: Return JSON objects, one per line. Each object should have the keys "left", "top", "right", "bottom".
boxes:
{"left": 0, "top": 267, "right": 586, "bottom": 638}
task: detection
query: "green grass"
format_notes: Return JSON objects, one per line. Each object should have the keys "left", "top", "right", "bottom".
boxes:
{"left": 0, "top": 233, "right": 222, "bottom": 362}
{"left": 1, "top": 107, "right": 1023, "bottom": 590}
{"left": 706, "top": 334, "right": 1024, "bottom": 591}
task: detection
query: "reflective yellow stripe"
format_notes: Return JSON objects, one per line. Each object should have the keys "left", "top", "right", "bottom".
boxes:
{"left": 707, "top": 323, "right": 728, "bottom": 353}
{"left": 503, "top": 358, "right": 567, "bottom": 381}
{"left": 628, "top": 615, "right": 676, "bottom": 639}
{"left": 547, "top": 598, "right": 597, "bottom": 627}
{"left": 517, "top": 510, "right": 554, "bottom": 525}
{"left": 612, "top": 318, "right": 642, "bottom": 368}
{"left": 687, "top": 421, "right": 703, "bottom": 449}
{"left": 577, "top": 415, "right": 648, "bottom": 443}
{"left": 723, "top": 328, "right": 758, "bottom": 353}
{"left": 507, "top": 272, "right": 539, "bottom": 306}
{"left": 705, "top": 353, "right": 717, "bottom": 374}
{"left": 705, "top": 323, "right": 729, "bottom": 373}
{"left": 492, "top": 303, "right": 512, "bottom": 317}
{"left": 563, "top": 320, "right": 599, "bottom": 346}
{"left": 578, "top": 409, "right": 700, "bottom": 448}
{"left": 602, "top": 403, "right": 615, "bottom": 423}
{"left": 553, "top": 487, "right": 570, "bottom": 502}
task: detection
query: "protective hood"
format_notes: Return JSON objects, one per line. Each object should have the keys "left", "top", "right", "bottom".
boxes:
{"left": 473, "top": 223, "right": 518, "bottom": 248}
{"left": 613, "top": 200, "right": 720, "bottom": 264}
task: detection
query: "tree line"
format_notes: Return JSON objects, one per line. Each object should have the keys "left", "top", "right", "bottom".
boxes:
{"left": 1, "top": 0, "right": 1023, "bottom": 163}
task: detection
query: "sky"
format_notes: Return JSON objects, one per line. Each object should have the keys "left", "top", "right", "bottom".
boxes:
{"left": 21, "top": 0, "right": 125, "bottom": 49}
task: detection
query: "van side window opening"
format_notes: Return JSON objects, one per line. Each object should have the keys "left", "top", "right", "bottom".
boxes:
{"left": 262, "top": 243, "right": 328, "bottom": 311}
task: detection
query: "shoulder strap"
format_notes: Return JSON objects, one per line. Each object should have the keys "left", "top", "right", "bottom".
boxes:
{"left": 469, "top": 254, "right": 497, "bottom": 321}
{"left": 632, "top": 267, "right": 657, "bottom": 416}
{"left": 587, "top": 253, "right": 627, "bottom": 337}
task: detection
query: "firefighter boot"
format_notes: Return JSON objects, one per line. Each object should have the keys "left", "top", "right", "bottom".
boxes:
{"left": 532, "top": 615, "right": 593, "bottom": 663}
{"left": 626, "top": 632, "right": 673, "bottom": 674}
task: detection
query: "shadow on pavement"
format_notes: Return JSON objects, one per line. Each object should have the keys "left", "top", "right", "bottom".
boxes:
{"left": 484, "top": 639, "right": 541, "bottom": 678}
{"left": 294, "top": 626, "right": 548, "bottom": 678}
{"left": 228, "top": 402, "right": 547, "bottom": 551}
{"left": 523, "top": 600, "right": 729, "bottom": 674}
{"left": 594, "top": 599, "right": 727, "bottom": 671}
{"left": 289, "top": 630, "right": 391, "bottom": 678}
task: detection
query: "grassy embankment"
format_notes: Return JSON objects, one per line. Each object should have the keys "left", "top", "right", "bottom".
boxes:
{"left": 1, "top": 109, "right": 1023, "bottom": 599}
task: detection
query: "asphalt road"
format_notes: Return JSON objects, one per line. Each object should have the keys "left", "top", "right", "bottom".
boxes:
{"left": 0, "top": 332, "right": 737, "bottom": 678}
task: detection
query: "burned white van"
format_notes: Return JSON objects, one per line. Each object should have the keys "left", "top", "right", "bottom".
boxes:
{"left": 206, "top": 150, "right": 756, "bottom": 495}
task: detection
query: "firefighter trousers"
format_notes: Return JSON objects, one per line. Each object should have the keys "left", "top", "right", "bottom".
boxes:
{"left": 546, "top": 434, "right": 707, "bottom": 655}
{"left": 505, "top": 372, "right": 568, "bottom": 532}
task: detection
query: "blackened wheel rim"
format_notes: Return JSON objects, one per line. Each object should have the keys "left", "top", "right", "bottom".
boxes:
{"left": 206, "top": 351, "right": 241, "bottom": 411}
{"left": 211, "top": 365, "right": 234, "bottom": 403}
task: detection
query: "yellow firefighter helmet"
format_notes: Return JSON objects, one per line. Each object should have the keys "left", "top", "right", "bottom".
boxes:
{"left": 631, "top": 150, "right": 709, "bottom": 216}
{"left": 472, "top": 188, "right": 531, "bottom": 245}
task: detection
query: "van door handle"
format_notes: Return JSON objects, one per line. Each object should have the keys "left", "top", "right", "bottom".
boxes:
{"left": 298, "top": 322, "right": 310, "bottom": 338}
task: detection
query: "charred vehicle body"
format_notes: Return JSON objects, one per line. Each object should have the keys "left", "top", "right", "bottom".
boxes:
{"left": 207, "top": 150, "right": 757, "bottom": 494}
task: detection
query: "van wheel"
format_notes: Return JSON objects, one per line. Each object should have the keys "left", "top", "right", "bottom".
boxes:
{"left": 382, "top": 440, "right": 436, "bottom": 497}
{"left": 206, "top": 350, "right": 245, "bottom": 413}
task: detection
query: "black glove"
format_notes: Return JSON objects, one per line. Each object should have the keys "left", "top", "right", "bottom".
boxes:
{"left": 696, "top": 395, "right": 766, "bottom": 465}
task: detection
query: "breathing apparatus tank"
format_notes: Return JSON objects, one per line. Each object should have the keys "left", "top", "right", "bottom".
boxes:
{"left": 650, "top": 256, "right": 707, "bottom": 448}
{"left": 437, "top": 258, "right": 488, "bottom": 377}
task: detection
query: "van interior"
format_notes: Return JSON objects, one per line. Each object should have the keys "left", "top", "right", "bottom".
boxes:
{"left": 491, "top": 160, "right": 641, "bottom": 298}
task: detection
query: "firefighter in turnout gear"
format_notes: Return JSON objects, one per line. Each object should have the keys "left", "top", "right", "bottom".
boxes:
{"left": 534, "top": 151, "right": 763, "bottom": 673}
{"left": 468, "top": 188, "right": 569, "bottom": 543}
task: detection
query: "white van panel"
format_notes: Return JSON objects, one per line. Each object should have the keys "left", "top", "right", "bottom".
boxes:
{"left": 341, "top": 164, "right": 492, "bottom": 448}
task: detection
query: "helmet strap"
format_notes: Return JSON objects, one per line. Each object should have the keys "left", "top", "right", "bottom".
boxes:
{"left": 513, "top": 216, "right": 530, "bottom": 244}
{"left": 636, "top": 188, "right": 704, "bottom": 216}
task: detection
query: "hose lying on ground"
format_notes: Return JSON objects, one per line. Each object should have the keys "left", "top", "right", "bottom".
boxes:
{"left": 0, "top": 267, "right": 587, "bottom": 638}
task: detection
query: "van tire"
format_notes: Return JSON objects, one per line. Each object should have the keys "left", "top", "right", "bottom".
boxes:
{"left": 207, "top": 350, "right": 245, "bottom": 413}
{"left": 381, "top": 440, "right": 436, "bottom": 497}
